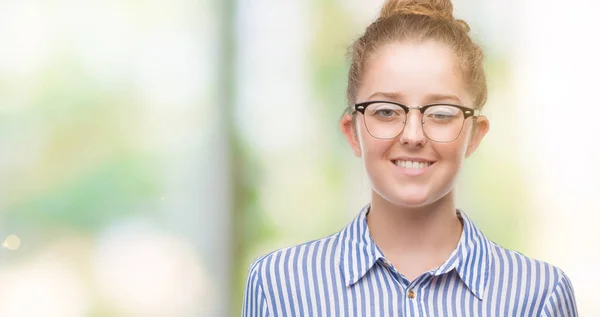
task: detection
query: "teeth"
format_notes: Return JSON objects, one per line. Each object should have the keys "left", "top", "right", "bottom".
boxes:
{"left": 395, "top": 160, "right": 431, "bottom": 169}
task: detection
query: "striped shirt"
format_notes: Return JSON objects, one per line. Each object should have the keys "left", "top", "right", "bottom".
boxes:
{"left": 242, "top": 204, "right": 578, "bottom": 316}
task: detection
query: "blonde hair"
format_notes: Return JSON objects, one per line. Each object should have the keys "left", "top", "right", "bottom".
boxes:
{"left": 347, "top": 0, "right": 487, "bottom": 110}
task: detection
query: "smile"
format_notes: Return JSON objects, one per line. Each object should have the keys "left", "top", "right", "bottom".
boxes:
{"left": 393, "top": 160, "right": 434, "bottom": 169}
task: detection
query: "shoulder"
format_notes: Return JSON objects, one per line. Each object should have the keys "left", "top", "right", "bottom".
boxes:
{"left": 486, "top": 242, "right": 577, "bottom": 315}
{"left": 488, "top": 241, "right": 570, "bottom": 285}
{"left": 247, "top": 232, "right": 342, "bottom": 284}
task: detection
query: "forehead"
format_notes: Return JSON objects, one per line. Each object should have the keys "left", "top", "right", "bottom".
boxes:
{"left": 358, "top": 40, "right": 470, "bottom": 105}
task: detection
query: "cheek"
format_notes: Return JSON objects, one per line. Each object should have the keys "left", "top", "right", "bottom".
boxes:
{"left": 357, "top": 121, "right": 386, "bottom": 155}
{"left": 435, "top": 135, "right": 470, "bottom": 165}
{"left": 358, "top": 130, "right": 393, "bottom": 159}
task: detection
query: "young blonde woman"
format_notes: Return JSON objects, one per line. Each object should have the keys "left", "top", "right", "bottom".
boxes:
{"left": 242, "top": 0, "right": 578, "bottom": 315}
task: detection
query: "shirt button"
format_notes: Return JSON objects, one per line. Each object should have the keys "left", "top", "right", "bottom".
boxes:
{"left": 408, "top": 289, "right": 416, "bottom": 299}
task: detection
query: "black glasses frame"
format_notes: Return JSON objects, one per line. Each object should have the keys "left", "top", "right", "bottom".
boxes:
{"left": 353, "top": 100, "right": 480, "bottom": 142}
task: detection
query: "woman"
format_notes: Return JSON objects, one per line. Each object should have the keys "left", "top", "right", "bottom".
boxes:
{"left": 242, "top": 0, "right": 578, "bottom": 316}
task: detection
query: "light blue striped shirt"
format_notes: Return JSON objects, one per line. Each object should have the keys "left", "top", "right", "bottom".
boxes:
{"left": 242, "top": 204, "right": 578, "bottom": 316}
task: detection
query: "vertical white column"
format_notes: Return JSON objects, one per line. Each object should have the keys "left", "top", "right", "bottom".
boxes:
{"left": 235, "top": 0, "right": 312, "bottom": 153}
{"left": 199, "top": 1, "right": 231, "bottom": 316}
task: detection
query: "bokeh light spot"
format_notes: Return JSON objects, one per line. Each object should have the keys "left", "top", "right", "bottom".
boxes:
{"left": 2, "top": 235, "right": 21, "bottom": 251}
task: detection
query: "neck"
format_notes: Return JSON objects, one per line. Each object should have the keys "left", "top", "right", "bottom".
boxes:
{"left": 367, "top": 190, "right": 463, "bottom": 260}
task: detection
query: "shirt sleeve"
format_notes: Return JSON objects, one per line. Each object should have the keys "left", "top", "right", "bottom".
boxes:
{"left": 540, "top": 270, "right": 578, "bottom": 317}
{"left": 241, "top": 260, "right": 270, "bottom": 317}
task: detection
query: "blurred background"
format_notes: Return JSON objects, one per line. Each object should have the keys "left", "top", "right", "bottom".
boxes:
{"left": 0, "top": 0, "right": 598, "bottom": 316}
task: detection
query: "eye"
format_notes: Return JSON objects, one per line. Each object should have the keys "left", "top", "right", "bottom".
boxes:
{"left": 424, "top": 105, "right": 461, "bottom": 122}
{"left": 431, "top": 113, "right": 453, "bottom": 120}
{"left": 373, "top": 109, "right": 398, "bottom": 117}
{"left": 367, "top": 103, "right": 405, "bottom": 119}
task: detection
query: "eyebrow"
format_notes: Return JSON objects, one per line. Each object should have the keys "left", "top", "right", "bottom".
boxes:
{"left": 367, "top": 91, "right": 463, "bottom": 105}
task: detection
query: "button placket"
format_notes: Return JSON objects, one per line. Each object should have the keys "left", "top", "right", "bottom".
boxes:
{"left": 402, "top": 286, "right": 421, "bottom": 317}
{"left": 403, "top": 274, "right": 432, "bottom": 316}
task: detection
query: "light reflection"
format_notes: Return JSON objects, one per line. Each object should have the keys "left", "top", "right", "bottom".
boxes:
{"left": 92, "top": 221, "right": 210, "bottom": 316}
{"left": 2, "top": 235, "right": 20, "bottom": 251}
{"left": 0, "top": 256, "right": 89, "bottom": 317}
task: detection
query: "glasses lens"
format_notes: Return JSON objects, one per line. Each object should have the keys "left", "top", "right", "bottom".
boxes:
{"left": 363, "top": 103, "right": 406, "bottom": 139}
{"left": 422, "top": 105, "right": 465, "bottom": 142}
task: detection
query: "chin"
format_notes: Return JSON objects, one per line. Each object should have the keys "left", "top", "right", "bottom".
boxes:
{"left": 376, "top": 187, "right": 434, "bottom": 208}
{"left": 392, "top": 196, "right": 432, "bottom": 208}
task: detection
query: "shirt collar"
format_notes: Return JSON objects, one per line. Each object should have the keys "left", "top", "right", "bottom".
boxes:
{"left": 338, "top": 203, "right": 491, "bottom": 300}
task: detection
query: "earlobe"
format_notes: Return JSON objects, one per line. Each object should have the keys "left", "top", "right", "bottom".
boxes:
{"left": 340, "top": 114, "right": 362, "bottom": 157}
{"left": 466, "top": 116, "right": 489, "bottom": 157}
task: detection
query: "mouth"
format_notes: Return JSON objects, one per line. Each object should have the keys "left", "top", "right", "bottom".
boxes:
{"left": 391, "top": 159, "right": 435, "bottom": 169}
{"left": 390, "top": 159, "right": 436, "bottom": 176}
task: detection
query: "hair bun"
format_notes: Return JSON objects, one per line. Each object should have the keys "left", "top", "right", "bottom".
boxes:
{"left": 380, "top": 0, "right": 453, "bottom": 20}
{"left": 380, "top": 0, "right": 470, "bottom": 32}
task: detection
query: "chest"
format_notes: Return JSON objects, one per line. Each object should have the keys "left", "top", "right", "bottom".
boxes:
{"left": 264, "top": 264, "right": 542, "bottom": 317}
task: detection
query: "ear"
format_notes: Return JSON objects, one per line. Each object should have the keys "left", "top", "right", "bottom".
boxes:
{"left": 465, "top": 115, "right": 489, "bottom": 157}
{"left": 341, "top": 114, "right": 362, "bottom": 157}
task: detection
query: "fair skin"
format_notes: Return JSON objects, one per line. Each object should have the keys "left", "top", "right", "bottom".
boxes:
{"left": 341, "top": 40, "right": 489, "bottom": 282}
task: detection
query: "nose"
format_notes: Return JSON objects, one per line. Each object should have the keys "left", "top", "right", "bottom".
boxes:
{"left": 398, "top": 111, "right": 426, "bottom": 147}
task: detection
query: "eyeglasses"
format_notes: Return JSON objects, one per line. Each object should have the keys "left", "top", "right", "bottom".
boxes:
{"left": 353, "top": 101, "right": 479, "bottom": 143}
